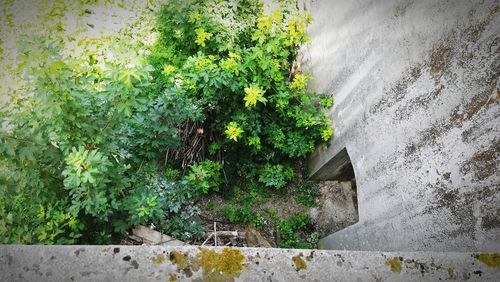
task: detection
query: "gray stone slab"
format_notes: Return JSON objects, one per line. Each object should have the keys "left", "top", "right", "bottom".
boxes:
{"left": 1, "top": 245, "right": 498, "bottom": 281}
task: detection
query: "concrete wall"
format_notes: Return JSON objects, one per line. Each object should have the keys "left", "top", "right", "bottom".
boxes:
{"left": 2, "top": 245, "right": 499, "bottom": 281}
{"left": 304, "top": 0, "right": 499, "bottom": 251}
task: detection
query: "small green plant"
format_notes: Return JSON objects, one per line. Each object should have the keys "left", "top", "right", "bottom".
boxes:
{"left": 123, "top": 187, "right": 164, "bottom": 228}
{"left": 120, "top": 171, "right": 204, "bottom": 241}
{"left": 206, "top": 200, "right": 216, "bottom": 211}
{"left": 222, "top": 202, "right": 266, "bottom": 229}
{"left": 221, "top": 188, "right": 266, "bottom": 228}
{"left": 165, "top": 167, "right": 181, "bottom": 180}
{"left": 277, "top": 213, "right": 317, "bottom": 249}
{"left": 222, "top": 203, "right": 255, "bottom": 224}
{"left": 293, "top": 181, "right": 321, "bottom": 207}
{"left": 264, "top": 208, "right": 278, "bottom": 221}
{"left": 258, "top": 163, "right": 294, "bottom": 189}
{"left": 185, "top": 160, "right": 224, "bottom": 193}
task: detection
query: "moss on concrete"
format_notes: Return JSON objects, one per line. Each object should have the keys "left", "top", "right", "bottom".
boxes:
{"left": 169, "top": 251, "right": 188, "bottom": 269}
{"left": 152, "top": 254, "right": 166, "bottom": 265}
{"left": 385, "top": 257, "right": 403, "bottom": 273}
{"left": 292, "top": 255, "right": 307, "bottom": 271}
{"left": 447, "top": 267, "right": 456, "bottom": 279}
{"left": 197, "top": 247, "right": 246, "bottom": 279}
{"left": 474, "top": 253, "right": 500, "bottom": 268}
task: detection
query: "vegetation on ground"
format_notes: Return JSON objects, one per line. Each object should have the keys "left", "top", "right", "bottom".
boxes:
{"left": 0, "top": 0, "right": 332, "bottom": 248}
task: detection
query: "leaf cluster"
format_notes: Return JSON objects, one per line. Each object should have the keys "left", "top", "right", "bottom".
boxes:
{"left": 277, "top": 212, "right": 318, "bottom": 249}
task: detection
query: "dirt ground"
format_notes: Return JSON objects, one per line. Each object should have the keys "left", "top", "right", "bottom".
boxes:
{"left": 195, "top": 180, "right": 359, "bottom": 247}
{"left": 310, "top": 180, "right": 359, "bottom": 238}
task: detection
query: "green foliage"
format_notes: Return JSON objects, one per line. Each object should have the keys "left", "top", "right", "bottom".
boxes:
{"left": 222, "top": 203, "right": 255, "bottom": 224}
{"left": 0, "top": 0, "right": 331, "bottom": 246}
{"left": 293, "top": 181, "right": 320, "bottom": 207}
{"left": 0, "top": 36, "right": 200, "bottom": 243}
{"left": 0, "top": 196, "right": 83, "bottom": 244}
{"left": 63, "top": 146, "right": 119, "bottom": 220}
{"left": 221, "top": 188, "right": 266, "bottom": 228}
{"left": 151, "top": 0, "right": 333, "bottom": 165}
{"left": 205, "top": 200, "right": 216, "bottom": 211}
{"left": 277, "top": 213, "right": 318, "bottom": 249}
{"left": 122, "top": 169, "right": 204, "bottom": 240}
{"left": 185, "top": 160, "right": 224, "bottom": 193}
{"left": 258, "top": 163, "right": 294, "bottom": 189}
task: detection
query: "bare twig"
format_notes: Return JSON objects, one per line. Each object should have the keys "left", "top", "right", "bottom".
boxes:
{"left": 201, "top": 233, "right": 214, "bottom": 246}
{"left": 214, "top": 222, "right": 217, "bottom": 247}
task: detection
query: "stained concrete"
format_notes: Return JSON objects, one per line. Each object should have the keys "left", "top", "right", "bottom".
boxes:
{"left": 303, "top": 0, "right": 500, "bottom": 251}
{"left": 1, "top": 245, "right": 499, "bottom": 281}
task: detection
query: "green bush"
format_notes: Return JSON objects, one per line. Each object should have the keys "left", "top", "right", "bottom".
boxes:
{"left": 185, "top": 160, "right": 224, "bottom": 193}
{"left": 0, "top": 37, "right": 200, "bottom": 243}
{"left": 277, "top": 213, "right": 318, "bottom": 249}
{"left": 258, "top": 163, "right": 295, "bottom": 189}
{"left": 0, "top": 196, "right": 83, "bottom": 244}
{"left": 150, "top": 0, "right": 333, "bottom": 166}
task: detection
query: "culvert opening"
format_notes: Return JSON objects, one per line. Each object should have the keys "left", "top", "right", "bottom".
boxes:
{"left": 311, "top": 148, "right": 359, "bottom": 238}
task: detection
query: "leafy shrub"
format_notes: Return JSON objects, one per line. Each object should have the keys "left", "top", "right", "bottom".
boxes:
{"left": 0, "top": 196, "right": 83, "bottom": 244}
{"left": 185, "top": 160, "right": 224, "bottom": 193}
{"left": 0, "top": 37, "right": 200, "bottom": 243}
{"left": 114, "top": 165, "right": 205, "bottom": 241}
{"left": 151, "top": 0, "right": 333, "bottom": 167}
{"left": 258, "top": 163, "right": 295, "bottom": 189}
{"left": 277, "top": 213, "right": 318, "bottom": 249}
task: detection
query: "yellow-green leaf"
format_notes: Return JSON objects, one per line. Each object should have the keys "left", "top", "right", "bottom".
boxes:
{"left": 244, "top": 86, "right": 267, "bottom": 107}
{"left": 225, "top": 122, "right": 244, "bottom": 142}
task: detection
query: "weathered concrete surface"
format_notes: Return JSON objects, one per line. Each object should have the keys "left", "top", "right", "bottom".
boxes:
{"left": 303, "top": 0, "right": 500, "bottom": 251}
{"left": 1, "top": 245, "right": 499, "bottom": 281}
{"left": 310, "top": 181, "right": 359, "bottom": 237}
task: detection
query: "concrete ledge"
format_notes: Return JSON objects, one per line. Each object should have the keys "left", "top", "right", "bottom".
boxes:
{"left": 1, "top": 245, "right": 498, "bottom": 281}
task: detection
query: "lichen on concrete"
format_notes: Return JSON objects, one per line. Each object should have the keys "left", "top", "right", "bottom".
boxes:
{"left": 292, "top": 255, "right": 308, "bottom": 271}
{"left": 169, "top": 251, "right": 188, "bottom": 269}
{"left": 2, "top": 246, "right": 500, "bottom": 281}
{"left": 385, "top": 257, "right": 403, "bottom": 273}
{"left": 474, "top": 253, "right": 500, "bottom": 268}
{"left": 151, "top": 254, "right": 165, "bottom": 265}
{"left": 197, "top": 247, "right": 246, "bottom": 280}
{"left": 447, "top": 267, "right": 456, "bottom": 279}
